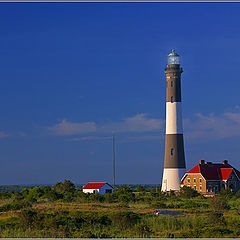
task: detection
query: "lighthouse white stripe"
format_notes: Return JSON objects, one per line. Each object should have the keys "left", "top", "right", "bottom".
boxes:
{"left": 166, "top": 102, "right": 183, "bottom": 134}
{"left": 161, "top": 168, "right": 186, "bottom": 191}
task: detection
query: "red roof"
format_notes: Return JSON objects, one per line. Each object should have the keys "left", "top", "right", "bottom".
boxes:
{"left": 185, "top": 162, "right": 240, "bottom": 181}
{"left": 220, "top": 168, "right": 233, "bottom": 180}
{"left": 83, "top": 182, "right": 107, "bottom": 189}
{"left": 188, "top": 164, "right": 200, "bottom": 174}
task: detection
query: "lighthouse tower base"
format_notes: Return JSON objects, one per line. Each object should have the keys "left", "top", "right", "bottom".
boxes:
{"left": 161, "top": 168, "right": 185, "bottom": 192}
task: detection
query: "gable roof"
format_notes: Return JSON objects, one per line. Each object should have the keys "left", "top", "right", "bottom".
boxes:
{"left": 183, "top": 161, "right": 240, "bottom": 181}
{"left": 83, "top": 182, "right": 112, "bottom": 189}
{"left": 220, "top": 168, "right": 233, "bottom": 181}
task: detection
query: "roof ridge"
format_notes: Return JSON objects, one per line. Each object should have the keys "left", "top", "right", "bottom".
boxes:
{"left": 216, "top": 167, "right": 222, "bottom": 180}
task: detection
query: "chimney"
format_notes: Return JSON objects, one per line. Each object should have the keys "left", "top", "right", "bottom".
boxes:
{"left": 223, "top": 160, "right": 228, "bottom": 165}
{"left": 199, "top": 160, "right": 205, "bottom": 164}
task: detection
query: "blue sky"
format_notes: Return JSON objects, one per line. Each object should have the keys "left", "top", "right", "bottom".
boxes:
{"left": 0, "top": 3, "right": 240, "bottom": 185}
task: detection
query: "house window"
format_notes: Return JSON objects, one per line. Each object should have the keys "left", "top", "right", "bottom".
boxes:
{"left": 200, "top": 185, "right": 202, "bottom": 191}
{"left": 194, "top": 185, "right": 196, "bottom": 190}
{"left": 187, "top": 178, "right": 190, "bottom": 183}
{"left": 171, "top": 96, "right": 174, "bottom": 103}
{"left": 105, "top": 189, "right": 112, "bottom": 193}
{"left": 215, "top": 186, "right": 218, "bottom": 192}
{"left": 171, "top": 81, "right": 174, "bottom": 87}
{"left": 171, "top": 148, "right": 174, "bottom": 156}
{"left": 199, "top": 178, "right": 202, "bottom": 183}
{"left": 194, "top": 178, "right": 196, "bottom": 183}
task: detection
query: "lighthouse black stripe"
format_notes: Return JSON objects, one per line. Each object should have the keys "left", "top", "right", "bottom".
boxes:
{"left": 164, "top": 134, "right": 186, "bottom": 168}
{"left": 165, "top": 63, "right": 183, "bottom": 103}
{"left": 166, "top": 78, "right": 181, "bottom": 102}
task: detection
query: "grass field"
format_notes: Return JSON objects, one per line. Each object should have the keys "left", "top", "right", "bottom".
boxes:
{"left": 0, "top": 183, "right": 238, "bottom": 238}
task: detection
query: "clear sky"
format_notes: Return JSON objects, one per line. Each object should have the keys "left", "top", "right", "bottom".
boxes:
{"left": 0, "top": 2, "right": 240, "bottom": 185}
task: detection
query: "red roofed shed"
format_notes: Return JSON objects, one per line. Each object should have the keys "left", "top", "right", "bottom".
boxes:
{"left": 83, "top": 182, "right": 113, "bottom": 194}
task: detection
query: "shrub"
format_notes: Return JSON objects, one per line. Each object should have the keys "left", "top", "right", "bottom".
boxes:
{"left": 200, "top": 226, "right": 233, "bottom": 237}
{"left": 0, "top": 201, "right": 31, "bottom": 212}
{"left": 151, "top": 200, "right": 166, "bottom": 209}
{"left": 207, "top": 211, "right": 225, "bottom": 225}
{"left": 88, "top": 193, "right": 105, "bottom": 203}
{"left": 135, "top": 185, "right": 145, "bottom": 192}
{"left": 219, "top": 188, "right": 234, "bottom": 200}
{"left": 69, "top": 211, "right": 111, "bottom": 227}
{"left": 180, "top": 186, "right": 200, "bottom": 199}
{"left": 18, "top": 209, "right": 38, "bottom": 228}
{"left": 0, "top": 191, "right": 11, "bottom": 199}
{"left": 136, "top": 223, "right": 152, "bottom": 237}
{"left": 210, "top": 196, "right": 230, "bottom": 212}
{"left": 110, "top": 212, "right": 140, "bottom": 229}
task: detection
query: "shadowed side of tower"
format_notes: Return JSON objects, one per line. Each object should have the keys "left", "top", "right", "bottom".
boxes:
{"left": 161, "top": 50, "right": 186, "bottom": 192}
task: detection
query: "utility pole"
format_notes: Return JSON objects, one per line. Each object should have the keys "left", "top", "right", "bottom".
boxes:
{"left": 113, "top": 134, "right": 116, "bottom": 187}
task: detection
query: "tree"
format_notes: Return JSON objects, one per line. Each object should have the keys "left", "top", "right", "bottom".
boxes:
{"left": 116, "top": 185, "right": 132, "bottom": 194}
{"left": 53, "top": 180, "right": 76, "bottom": 202}
{"left": 27, "top": 187, "right": 44, "bottom": 202}
{"left": 54, "top": 180, "right": 76, "bottom": 194}
{"left": 11, "top": 191, "right": 24, "bottom": 202}
{"left": 135, "top": 185, "right": 145, "bottom": 192}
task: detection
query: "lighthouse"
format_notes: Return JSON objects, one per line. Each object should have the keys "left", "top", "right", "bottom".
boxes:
{"left": 161, "top": 50, "right": 186, "bottom": 192}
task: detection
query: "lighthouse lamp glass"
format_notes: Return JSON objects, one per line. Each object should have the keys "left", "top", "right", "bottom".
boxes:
{"left": 168, "top": 55, "right": 180, "bottom": 65}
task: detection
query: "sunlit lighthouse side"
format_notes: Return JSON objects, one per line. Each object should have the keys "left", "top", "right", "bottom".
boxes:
{"left": 161, "top": 50, "right": 186, "bottom": 192}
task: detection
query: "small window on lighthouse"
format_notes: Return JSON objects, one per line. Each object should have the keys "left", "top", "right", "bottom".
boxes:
{"left": 171, "top": 81, "right": 174, "bottom": 87}
{"left": 171, "top": 148, "right": 174, "bottom": 156}
{"left": 171, "top": 96, "right": 174, "bottom": 103}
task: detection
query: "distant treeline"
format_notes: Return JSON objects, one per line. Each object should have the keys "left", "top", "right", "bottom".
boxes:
{"left": 0, "top": 183, "right": 158, "bottom": 192}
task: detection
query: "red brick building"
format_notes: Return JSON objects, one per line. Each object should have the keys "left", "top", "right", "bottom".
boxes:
{"left": 181, "top": 160, "right": 240, "bottom": 195}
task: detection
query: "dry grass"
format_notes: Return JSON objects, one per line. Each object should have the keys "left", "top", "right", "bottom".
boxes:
{"left": 31, "top": 202, "right": 154, "bottom": 214}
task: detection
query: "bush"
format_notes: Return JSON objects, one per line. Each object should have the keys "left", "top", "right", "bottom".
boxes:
{"left": 88, "top": 193, "right": 105, "bottom": 203}
{"left": 69, "top": 211, "right": 111, "bottom": 227}
{"left": 0, "top": 191, "right": 11, "bottom": 199}
{"left": 110, "top": 212, "right": 140, "bottom": 229}
{"left": 135, "top": 185, "right": 145, "bottom": 192}
{"left": 180, "top": 186, "right": 200, "bottom": 199}
{"left": 0, "top": 201, "right": 31, "bottom": 212}
{"left": 210, "top": 196, "right": 230, "bottom": 212}
{"left": 219, "top": 188, "right": 234, "bottom": 200}
{"left": 207, "top": 211, "right": 225, "bottom": 225}
{"left": 18, "top": 209, "right": 38, "bottom": 228}
{"left": 151, "top": 200, "right": 166, "bottom": 209}
{"left": 135, "top": 223, "right": 152, "bottom": 237}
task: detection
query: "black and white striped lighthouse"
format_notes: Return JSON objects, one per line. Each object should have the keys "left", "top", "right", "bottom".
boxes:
{"left": 161, "top": 50, "right": 186, "bottom": 192}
